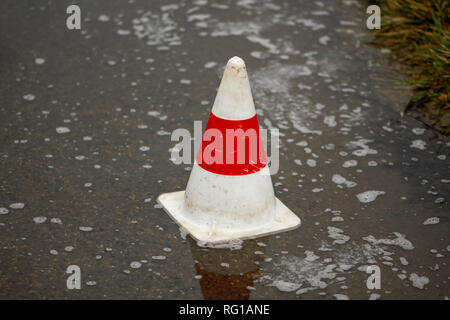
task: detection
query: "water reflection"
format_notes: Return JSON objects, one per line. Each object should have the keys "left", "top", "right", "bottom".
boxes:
{"left": 187, "top": 237, "right": 268, "bottom": 300}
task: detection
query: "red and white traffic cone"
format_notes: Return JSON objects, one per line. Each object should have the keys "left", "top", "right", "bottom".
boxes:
{"left": 158, "top": 56, "right": 300, "bottom": 243}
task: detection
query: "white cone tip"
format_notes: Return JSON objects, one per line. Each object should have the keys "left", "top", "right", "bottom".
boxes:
{"left": 227, "top": 56, "right": 246, "bottom": 69}
{"left": 211, "top": 56, "right": 256, "bottom": 120}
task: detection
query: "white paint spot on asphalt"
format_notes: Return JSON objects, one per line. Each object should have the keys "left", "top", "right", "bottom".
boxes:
{"left": 324, "top": 115, "right": 337, "bottom": 127}
{"left": 412, "top": 128, "right": 425, "bottom": 135}
{"left": 423, "top": 217, "right": 440, "bottom": 225}
{"left": 23, "top": 94, "right": 35, "bottom": 101}
{"left": 328, "top": 227, "right": 350, "bottom": 245}
{"left": 319, "top": 35, "right": 330, "bottom": 45}
{"left": 332, "top": 174, "right": 357, "bottom": 188}
{"left": 342, "top": 160, "right": 357, "bottom": 168}
{"left": 50, "top": 218, "right": 62, "bottom": 224}
{"left": 356, "top": 191, "right": 385, "bottom": 203}
{"left": 409, "top": 273, "right": 429, "bottom": 289}
{"left": 117, "top": 29, "right": 131, "bottom": 36}
{"left": 10, "top": 203, "right": 25, "bottom": 209}
{"left": 204, "top": 62, "right": 217, "bottom": 69}
{"left": 369, "top": 293, "right": 380, "bottom": 300}
{"left": 33, "top": 217, "right": 47, "bottom": 224}
{"left": 98, "top": 14, "right": 110, "bottom": 22}
{"left": 272, "top": 280, "right": 301, "bottom": 292}
{"left": 56, "top": 127, "right": 70, "bottom": 134}
{"left": 130, "top": 261, "right": 142, "bottom": 269}
{"left": 347, "top": 139, "right": 377, "bottom": 157}
{"left": 410, "top": 140, "right": 426, "bottom": 150}
{"left": 306, "top": 159, "right": 317, "bottom": 167}
{"left": 363, "top": 232, "right": 414, "bottom": 250}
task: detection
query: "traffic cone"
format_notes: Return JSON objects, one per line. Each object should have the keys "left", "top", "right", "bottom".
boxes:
{"left": 158, "top": 56, "right": 300, "bottom": 243}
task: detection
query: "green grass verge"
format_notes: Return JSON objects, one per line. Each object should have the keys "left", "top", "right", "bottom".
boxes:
{"left": 371, "top": 0, "right": 449, "bottom": 134}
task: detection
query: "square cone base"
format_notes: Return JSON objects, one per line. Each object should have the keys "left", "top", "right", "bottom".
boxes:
{"left": 157, "top": 191, "right": 301, "bottom": 243}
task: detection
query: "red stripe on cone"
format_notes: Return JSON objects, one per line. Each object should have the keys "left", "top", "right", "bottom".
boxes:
{"left": 196, "top": 113, "right": 267, "bottom": 176}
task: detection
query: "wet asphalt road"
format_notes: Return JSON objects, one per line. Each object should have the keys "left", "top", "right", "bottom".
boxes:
{"left": 0, "top": 0, "right": 448, "bottom": 299}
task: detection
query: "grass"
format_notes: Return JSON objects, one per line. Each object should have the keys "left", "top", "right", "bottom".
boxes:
{"left": 370, "top": 0, "right": 450, "bottom": 135}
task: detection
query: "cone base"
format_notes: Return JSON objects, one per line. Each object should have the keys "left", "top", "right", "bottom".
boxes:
{"left": 157, "top": 191, "right": 301, "bottom": 243}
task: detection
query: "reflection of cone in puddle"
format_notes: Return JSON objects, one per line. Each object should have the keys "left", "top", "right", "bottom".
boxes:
{"left": 158, "top": 56, "right": 300, "bottom": 243}
{"left": 194, "top": 265, "right": 257, "bottom": 300}
{"left": 188, "top": 237, "right": 268, "bottom": 300}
